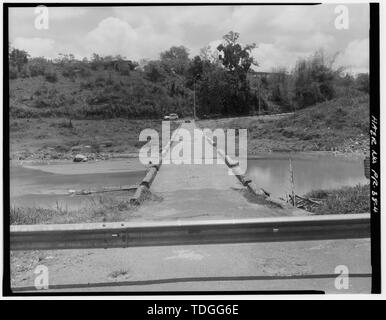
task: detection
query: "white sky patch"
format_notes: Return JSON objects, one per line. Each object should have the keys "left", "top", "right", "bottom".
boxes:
{"left": 48, "top": 7, "right": 88, "bottom": 20}
{"left": 9, "top": 7, "right": 87, "bottom": 21}
{"left": 269, "top": 6, "right": 320, "bottom": 33}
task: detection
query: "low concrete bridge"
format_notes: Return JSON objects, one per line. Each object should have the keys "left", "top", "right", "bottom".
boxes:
{"left": 135, "top": 121, "right": 305, "bottom": 221}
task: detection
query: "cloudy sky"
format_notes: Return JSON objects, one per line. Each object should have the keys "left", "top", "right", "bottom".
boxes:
{"left": 9, "top": 4, "right": 369, "bottom": 73}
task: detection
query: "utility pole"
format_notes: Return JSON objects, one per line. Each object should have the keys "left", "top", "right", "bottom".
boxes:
{"left": 258, "top": 77, "right": 261, "bottom": 116}
{"left": 253, "top": 74, "right": 261, "bottom": 116}
{"left": 193, "top": 80, "right": 196, "bottom": 120}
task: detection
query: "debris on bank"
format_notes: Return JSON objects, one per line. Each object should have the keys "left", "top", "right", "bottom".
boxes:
{"left": 68, "top": 185, "right": 138, "bottom": 195}
{"left": 282, "top": 194, "right": 323, "bottom": 212}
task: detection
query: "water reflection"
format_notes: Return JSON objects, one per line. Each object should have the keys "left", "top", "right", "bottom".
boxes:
{"left": 246, "top": 156, "right": 368, "bottom": 198}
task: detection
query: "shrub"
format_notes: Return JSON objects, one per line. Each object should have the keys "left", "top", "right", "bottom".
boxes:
{"left": 355, "top": 73, "right": 369, "bottom": 93}
{"left": 62, "top": 67, "right": 76, "bottom": 79}
{"left": 293, "top": 50, "right": 339, "bottom": 108}
{"left": 79, "top": 67, "right": 91, "bottom": 78}
{"left": 9, "top": 65, "right": 18, "bottom": 79}
{"left": 28, "top": 57, "right": 49, "bottom": 77}
{"left": 44, "top": 70, "right": 58, "bottom": 82}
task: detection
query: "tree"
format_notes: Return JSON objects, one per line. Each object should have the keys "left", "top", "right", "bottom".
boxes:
{"left": 28, "top": 57, "right": 49, "bottom": 77}
{"left": 211, "top": 31, "right": 258, "bottom": 115}
{"left": 186, "top": 55, "right": 209, "bottom": 88}
{"left": 197, "top": 67, "right": 229, "bottom": 116}
{"left": 160, "top": 46, "right": 190, "bottom": 75}
{"left": 144, "top": 61, "right": 166, "bottom": 82}
{"left": 267, "top": 68, "right": 293, "bottom": 110}
{"left": 356, "top": 73, "right": 369, "bottom": 93}
{"left": 293, "top": 50, "right": 339, "bottom": 108}
{"left": 9, "top": 48, "right": 29, "bottom": 72}
{"left": 217, "top": 31, "right": 257, "bottom": 72}
{"left": 91, "top": 53, "right": 103, "bottom": 70}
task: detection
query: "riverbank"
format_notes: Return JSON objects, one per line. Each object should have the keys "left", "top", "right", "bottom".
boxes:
{"left": 9, "top": 118, "right": 180, "bottom": 162}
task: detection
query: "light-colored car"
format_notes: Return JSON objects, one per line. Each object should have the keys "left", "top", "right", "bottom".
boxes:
{"left": 164, "top": 113, "right": 179, "bottom": 120}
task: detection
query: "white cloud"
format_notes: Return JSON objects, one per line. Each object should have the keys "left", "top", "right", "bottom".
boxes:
{"left": 334, "top": 38, "right": 369, "bottom": 73}
{"left": 12, "top": 37, "right": 57, "bottom": 58}
{"left": 82, "top": 17, "right": 177, "bottom": 60}
{"left": 276, "top": 32, "right": 336, "bottom": 53}
{"left": 251, "top": 43, "right": 308, "bottom": 72}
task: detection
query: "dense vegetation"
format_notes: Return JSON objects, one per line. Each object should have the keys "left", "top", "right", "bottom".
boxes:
{"left": 9, "top": 31, "right": 369, "bottom": 120}
{"left": 304, "top": 184, "right": 369, "bottom": 215}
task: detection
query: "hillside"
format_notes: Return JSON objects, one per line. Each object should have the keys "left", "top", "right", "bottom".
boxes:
{"left": 9, "top": 67, "right": 194, "bottom": 120}
{"left": 9, "top": 40, "right": 369, "bottom": 122}
{"left": 198, "top": 92, "right": 369, "bottom": 155}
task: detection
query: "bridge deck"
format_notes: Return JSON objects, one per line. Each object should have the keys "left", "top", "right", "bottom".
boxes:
{"left": 136, "top": 121, "right": 305, "bottom": 221}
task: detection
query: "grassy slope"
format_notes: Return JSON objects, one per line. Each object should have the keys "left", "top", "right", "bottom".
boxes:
{"left": 198, "top": 93, "right": 369, "bottom": 154}
{"left": 10, "top": 68, "right": 94, "bottom": 118}
{"left": 9, "top": 67, "right": 192, "bottom": 119}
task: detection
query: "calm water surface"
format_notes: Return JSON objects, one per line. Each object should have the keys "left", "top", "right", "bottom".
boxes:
{"left": 10, "top": 155, "right": 368, "bottom": 210}
{"left": 246, "top": 155, "right": 368, "bottom": 198}
{"left": 10, "top": 159, "right": 146, "bottom": 210}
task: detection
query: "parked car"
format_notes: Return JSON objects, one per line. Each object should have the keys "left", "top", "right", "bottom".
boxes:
{"left": 164, "top": 113, "right": 179, "bottom": 120}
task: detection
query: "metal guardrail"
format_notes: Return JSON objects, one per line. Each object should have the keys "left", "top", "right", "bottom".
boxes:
{"left": 10, "top": 213, "right": 370, "bottom": 251}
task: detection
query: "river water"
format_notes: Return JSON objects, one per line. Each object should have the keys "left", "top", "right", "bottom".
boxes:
{"left": 246, "top": 154, "right": 368, "bottom": 198}
{"left": 10, "top": 159, "right": 146, "bottom": 210}
{"left": 9, "top": 154, "right": 368, "bottom": 210}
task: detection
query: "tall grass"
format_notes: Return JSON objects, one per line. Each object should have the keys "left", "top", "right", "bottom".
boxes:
{"left": 10, "top": 193, "right": 137, "bottom": 225}
{"left": 304, "top": 184, "right": 369, "bottom": 215}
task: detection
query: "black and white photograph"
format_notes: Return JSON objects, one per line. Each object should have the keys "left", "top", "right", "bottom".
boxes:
{"left": 2, "top": 1, "right": 381, "bottom": 298}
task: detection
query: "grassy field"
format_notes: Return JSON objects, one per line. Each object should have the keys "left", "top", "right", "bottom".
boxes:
{"left": 10, "top": 117, "right": 181, "bottom": 161}
{"left": 198, "top": 94, "right": 369, "bottom": 155}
